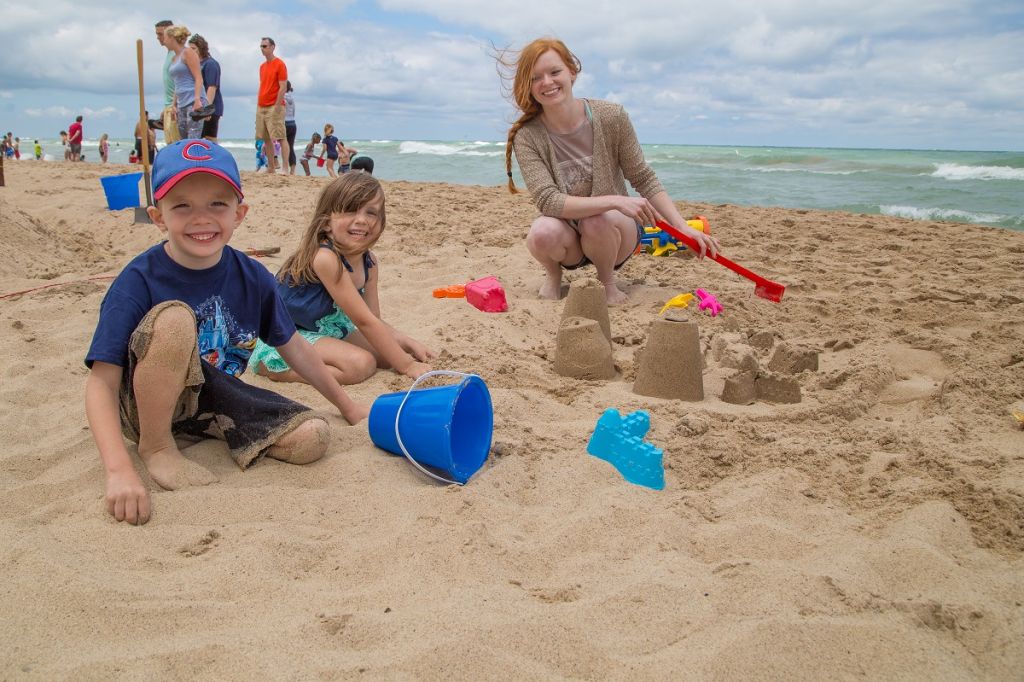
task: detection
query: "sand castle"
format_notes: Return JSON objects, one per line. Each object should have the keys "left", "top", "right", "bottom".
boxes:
{"left": 633, "top": 312, "right": 704, "bottom": 401}
{"left": 560, "top": 278, "right": 611, "bottom": 341}
{"left": 554, "top": 316, "right": 616, "bottom": 379}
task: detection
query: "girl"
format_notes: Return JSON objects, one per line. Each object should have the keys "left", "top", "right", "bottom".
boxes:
{"left": 249, "top": 173, "right": 435, "bottom": 386}
{"left": 318, "top": 123, "right": 340, "bottom": 178}
{"left": 99, "top": 133, "right": 109, "bottom": 163}
{"left": 498, "top": 38, "right": 719, "bottom": 304}
{"left": 300, "top": 132, "right": 322, "bottom": 175}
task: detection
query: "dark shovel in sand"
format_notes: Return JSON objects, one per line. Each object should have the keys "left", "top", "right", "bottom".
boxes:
{"left": 655, "top": 220, "right": 786, "bottom": 303}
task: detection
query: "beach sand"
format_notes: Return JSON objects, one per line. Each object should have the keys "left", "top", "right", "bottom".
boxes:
{"left": 1, "top": 160, "right": 1022, "bottom": 679}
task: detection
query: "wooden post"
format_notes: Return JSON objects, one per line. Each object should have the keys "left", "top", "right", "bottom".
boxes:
{"left": 0, "top": 150, "right": 5, "bottom": 187}
{"left": 134, "top": 38, "right": 153, "bottom": 223}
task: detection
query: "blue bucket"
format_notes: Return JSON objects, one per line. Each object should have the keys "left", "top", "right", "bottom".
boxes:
{"left": 99, "top": 172, "right": 143, "bottom": 210}
{"left": 369, "top": 371, "right": 493, "bottom": 484}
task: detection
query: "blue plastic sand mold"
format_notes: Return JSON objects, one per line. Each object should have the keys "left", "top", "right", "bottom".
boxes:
{"left": 586, "top": 409, "right": 665, "bottom": 490}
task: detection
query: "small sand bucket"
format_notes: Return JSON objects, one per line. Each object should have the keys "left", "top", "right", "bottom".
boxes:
{"left": 369, "top": 371, "right": 493, "bottom": 484}
{"left": 99, "top": 172, "right": 143, "bottom": 210}
{"left": 316, "top": 157, "right": 326, "bottom": 167}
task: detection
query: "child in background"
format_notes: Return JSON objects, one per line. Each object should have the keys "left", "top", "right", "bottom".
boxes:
{"left": 34, "top": 140, "right": 42, "bottom": 160}
{"left": 250, "top": 172, "right": 435, "bottom": 386}
{"left": 318, "top": 123, "right": 340, "bottom": 178}
{"left": 337, "top": 139, "right": 358, "bottom": 174}
{"left": 255, "top": 139, "right": 268, "bottom": 171}
{"left": 300, "top": 132, "right": 322, "bottom": 176}
{"left": 84, "top": 139, "right": 370, "bottom": 526}
{"left": 60, "top": 131, "right": 70, "bottom": 161}
{"left": 99, "top": 133, "right": 109, "bottom": 163}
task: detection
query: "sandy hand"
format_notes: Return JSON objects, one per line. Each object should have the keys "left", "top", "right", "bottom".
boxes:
{"left": 138, "top": 444, "right": 218, "bottom": 491}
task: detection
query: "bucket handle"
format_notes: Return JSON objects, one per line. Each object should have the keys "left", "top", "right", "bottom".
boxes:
{"left": 393, "top": 370, "right": 481, "bottom": 486}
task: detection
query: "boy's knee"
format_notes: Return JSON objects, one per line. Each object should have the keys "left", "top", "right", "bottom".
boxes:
{"left": 147, "top": 304, "right": 196, "bottom": 356}
{"left": 269, "top": 418, "right": 329, "bottom": 465}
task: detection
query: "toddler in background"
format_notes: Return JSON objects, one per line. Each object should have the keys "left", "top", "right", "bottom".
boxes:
{"left": 300, "top": 132, "right": 322, "bottom": 176}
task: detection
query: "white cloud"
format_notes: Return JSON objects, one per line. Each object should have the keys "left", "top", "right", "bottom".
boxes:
{"left": 0, "top": 0, "right": 1021, "bottom": 149}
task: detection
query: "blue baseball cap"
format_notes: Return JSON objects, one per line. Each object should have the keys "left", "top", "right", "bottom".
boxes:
{"left": 152, "top": 139, "right": 243, "bottom": 201}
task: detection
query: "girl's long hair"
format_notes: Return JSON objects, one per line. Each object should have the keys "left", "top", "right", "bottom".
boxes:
{"left": 495, "top": 37, "right": 581, "bottom": 194}
{"left": 278, "top": 173, "right": 386, "bottom": 285}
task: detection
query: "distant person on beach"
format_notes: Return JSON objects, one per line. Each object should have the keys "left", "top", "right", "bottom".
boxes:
{"left": 34, "top": 140, "right": 42, "bottom": 160}
{"left": 84, "top": 139, "right": 370, "bottom": 525}
{"left": 249, "top": 172, "right": 435, "bottom": 387}
{"left": 337, "top": 139, "right": 358, "bottom": 174}
{"left": 165, "top": 25, "right": 209, "bottom": 141}
{"left": 68, "top": 116, "right": 83, "bottom": 161}
{"left": 350, "top": 156, "right": 374, "bottom": 174}
{"left": 187, "top": 33, "right": 223, "bottom": 142}
{"left": 256, "top": 36, "right": 289, "bottom": 174}
{"left": 255, "top": 138, "right": 268, "bottom": 171}
{"left": 299, "top": 132, "right": 322, "bottom": 175}
{"left": 319, "top": 123, "right": 340, "bottom": 177}
{"left": 133, "top": 113, "right": 157, "bottom": 164}
{"left": 155, "top": 20, "right": 181, "bottom": 144}
{"left": 1, "top": 132, "right": 10, "bottom": 157}
{"left": 99, "top": 134, "right": 109, "bottom": 163}
{"left": 59, "top": 130, "right": 70, "bottom": 161}
{"left": 498, "top": 37, "right": 718, "bottom": 304}
{"left": 284, "top": 81, "right": 298, "bottom": 175}
{"left": 13, "top": 137, "right": 21, "bottom": 160}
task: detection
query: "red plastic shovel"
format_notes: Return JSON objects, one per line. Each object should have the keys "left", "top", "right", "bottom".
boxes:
{"left": 655, "top": 220, "right": 785, "bottom": 303}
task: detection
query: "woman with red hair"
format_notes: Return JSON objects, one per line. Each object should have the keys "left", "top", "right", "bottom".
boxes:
{"left": 500, "top": 38, "right": 718, "bottom": 304}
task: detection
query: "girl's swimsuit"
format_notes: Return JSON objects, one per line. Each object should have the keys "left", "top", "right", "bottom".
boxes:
{"left": 248, "top": 245, "right": 374, "bottom": 374}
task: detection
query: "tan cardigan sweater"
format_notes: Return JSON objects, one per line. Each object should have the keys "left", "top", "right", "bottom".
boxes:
{"left": 512, "top": 98, "right": 664, "bottom": 217}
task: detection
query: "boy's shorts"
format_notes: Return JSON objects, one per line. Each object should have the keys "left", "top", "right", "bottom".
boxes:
{"left": 119, "top": 301, "right": 324, "bottom": 469}
{"left": 255, "top": 105, "right": 286, "bottom": 141}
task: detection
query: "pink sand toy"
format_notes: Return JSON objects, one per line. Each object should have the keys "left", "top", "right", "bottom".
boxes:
{"left": 465, "top": 276, "right": 508, "bottom": 313}
{"left": 695, "top": 288, "right": 723, "bottom": 316}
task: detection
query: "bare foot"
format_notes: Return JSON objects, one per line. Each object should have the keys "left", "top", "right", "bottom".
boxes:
{"left": 267, "top": 418, "right": 329, "bottom": 465}
{"left": 138, "top": 444, "right": 218, "bottom": 490}
{"left": 538, "top": 275, "right": 563, "bottom": 300}
{"left": 603, "top": 283, "right": 629, "bottom": 305}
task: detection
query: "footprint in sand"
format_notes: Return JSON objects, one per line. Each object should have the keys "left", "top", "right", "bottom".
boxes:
{"left": 876, "top": 344, "right": 948, "bottom": 407}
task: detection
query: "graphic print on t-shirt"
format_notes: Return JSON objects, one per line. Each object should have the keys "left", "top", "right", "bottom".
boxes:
{"left": 557, "top": 155, "right": 593, "bottom": 198}
{"left": 195, "top": 296, "right": 258, "bottom": 377}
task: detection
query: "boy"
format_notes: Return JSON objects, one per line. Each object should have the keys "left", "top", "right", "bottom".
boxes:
{"left": 85, "top": 139, "right": 370, "bottom": 526}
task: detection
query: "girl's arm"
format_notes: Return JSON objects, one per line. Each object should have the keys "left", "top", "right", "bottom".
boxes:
{"left": 313, "top": 249, "right": 428, "bottom": 378}
{"left": 275, "top": 332, "right": 369, "bottom": 424}
{"left": 185, "top": 50, "right": 205, "bottom": 108}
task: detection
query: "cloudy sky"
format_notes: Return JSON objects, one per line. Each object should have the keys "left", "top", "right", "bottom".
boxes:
{"left": 1, "top": 0, "right": 1021, "bottom": 150}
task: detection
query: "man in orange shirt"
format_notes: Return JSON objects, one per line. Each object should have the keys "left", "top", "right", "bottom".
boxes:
{"left": 256, "top": 37, "right": 289, "bottom": 174}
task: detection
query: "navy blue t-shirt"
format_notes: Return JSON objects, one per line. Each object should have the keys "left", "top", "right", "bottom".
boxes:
{"left": 86, "top": 243, "right": 296, "bottom": 377}
{"left": 200, "top": 57, "right": 224, "bottom": 117}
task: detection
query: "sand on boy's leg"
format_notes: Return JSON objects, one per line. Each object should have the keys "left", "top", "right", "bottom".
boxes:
{"left": 130, "top": 303, "right": 218, "bottom": 490}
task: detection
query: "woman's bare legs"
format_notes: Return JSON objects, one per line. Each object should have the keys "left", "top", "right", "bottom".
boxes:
{"left": 577, "top": 211, "right": 638, "bottom": 305}
{"left": 525, "top": 211, "right": 637, "bottom": 303}
{"left": 525, "top": 216, "right": 583, "bottom": 300}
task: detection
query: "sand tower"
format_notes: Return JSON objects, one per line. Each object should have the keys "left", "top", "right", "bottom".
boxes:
{"left": 633, "top": 313, "right": 704, "bottom": 400}
{"left": 561, "top": 278, "right": 611, "bottom": 342}
{"left": 554, "top": 317, "right": 616, "bottom": 380}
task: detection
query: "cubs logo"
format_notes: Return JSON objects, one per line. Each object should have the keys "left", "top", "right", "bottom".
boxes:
{"left": 182, "top": 140, "right": 213, "bottom": 161}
